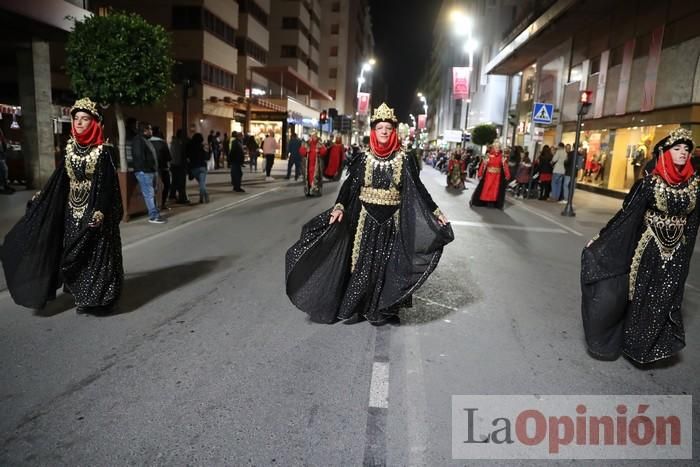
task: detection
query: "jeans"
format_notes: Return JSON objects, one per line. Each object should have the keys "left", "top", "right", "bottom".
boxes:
{"left": 249, "top": 154, "right": 258, "bottom": 172}
{"left": 286, "top": 156, "right": 301, "bottom": 179}
{"left": 134, "top": 171, "right": 160, "bottom": 219}
{"left": 551, "top": 173, "right": 565, "bottom": 200}
{"left": 191, "top": 166, "right": 208, "bottom": 202}
{"left": 563, "top": 175, "right": 571, "bottom": 201}
{"left": 264, "top": 154, "right": 275, "bottom": 176}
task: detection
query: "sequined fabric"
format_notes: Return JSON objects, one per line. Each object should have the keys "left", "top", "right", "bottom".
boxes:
{"left": 582, "top": 174, "right": 700, "bottom": 363}
{"left": 286, "top": 151, "right": 454, "bottom": 324}
{"left": 62, "top": 147, "right": 124, "bottom": 309}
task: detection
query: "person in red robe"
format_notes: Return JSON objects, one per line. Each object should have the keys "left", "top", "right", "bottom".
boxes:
{"left": 299, "top": 132, "right": 328, "bottom": 196}
{"left": 447, "top": 151, "right": 467, "bottom": 190}
{"left": 324, "top": 136, "right": 345, "bottom": 180}
{"left": 470, "top": 143, "right": 511, "bottom": 209}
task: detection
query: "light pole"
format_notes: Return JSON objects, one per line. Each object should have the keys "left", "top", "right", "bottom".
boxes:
{"left": 355, "top": 58, "right": 375, "bottom": 145}
{"left": 417, "top": 92, "right": 428, "bottom": 141}
{"left": 451, "top": 10, "right": 478, "bottom": 137}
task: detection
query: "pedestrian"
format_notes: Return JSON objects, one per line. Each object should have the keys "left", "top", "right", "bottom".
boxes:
{"left": 507, "top": 145, "right": 521, "bottom": 181}
{"left": 222, "top": 132, "right": 230, "bottom": 168}
{"left": 470, "top": 142, "right": 510, "bottom": 209}
{"left": 169, "top": 129, "right": 190, "bottom": 204}
{"left": 324, "top": 136, "right": 345, "bottom": 180}
{"left": 514, "top": 153, "right": 532, "bottom": 198}
{"left": 150, "top": 126, "right": 172, "bottom": 210}
{"left": 213, "top": 131, "right": 222, "bottom": 169}
{"left": 228, "top": 131, "right": 245, "bottom": 193}
{"left": 582, "top": 128, "right": 699, "bottom": 364}
{"left": 534, "top": 145, "right": 553, "bottom": 200}
{"left": 285, "top": 131, "right": 302, "bottom": 180}
{"left": 245, "top": 133, "right": 259, "bottom": 172}
{"left": 550, "top": 142, "right": 567, "bottom": 201}
{"left": 187, "top": 133, "right": 210, "bottom": 203}
{"left": 1, "top": 97, "right": 123, "bottom": 314}
{"left": 0, "top": 129, "right": 14, "bottom": 194}
{"left": 299, "top": 131, "right": 327, "bottom": 196}
{"left": 132, "top": 121, "right": 166, "bottom": 223}
{"left": 285, "top": 103, "right": 453, "bottom": 325}
{"left": 262, "top": 130, "right": 279, "bottom": 181}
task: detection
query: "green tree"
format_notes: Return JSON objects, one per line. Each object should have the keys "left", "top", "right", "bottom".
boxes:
{"left": 65, "top": 11, "right": 174, "bottom": 170}
{"left": 471, "top": 124, "right": 498, "bottom": 147}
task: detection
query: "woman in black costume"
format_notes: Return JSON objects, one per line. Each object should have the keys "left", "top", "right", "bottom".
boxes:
{"left": 1, "top": 97, "right": 123, "bottom": 314}
{"left": 581, "top": 128, "right": 699, "bottom": 364}
{"left": 286, "top": 103, "right": 453, "bottom": 325}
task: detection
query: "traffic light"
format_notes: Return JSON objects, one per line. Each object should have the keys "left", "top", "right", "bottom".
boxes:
{"left": 578, "top": 90, "right": 593, "bottom": 116}
{"left": 319, "top": 110, "right": 328, "bottom": 124}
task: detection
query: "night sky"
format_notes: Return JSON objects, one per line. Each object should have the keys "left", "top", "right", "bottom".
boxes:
{"left": 368, "top": 0, "right": 441, "bottom": 122}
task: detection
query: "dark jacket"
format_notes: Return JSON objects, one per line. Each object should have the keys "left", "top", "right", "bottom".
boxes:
{"left": 150, "top": 137, "right": 171, "bottom": 171}
{"left": 187, "top": 140, "right": 209, "bottom": 169}
{"left": 131, "top": 134, "right": 157, "bottom": 172}
{"left": 287, "top": 136, "right": 302, "bottom": 160}
{"left": 228, "top": 138, "right": 245, "bottom": 166}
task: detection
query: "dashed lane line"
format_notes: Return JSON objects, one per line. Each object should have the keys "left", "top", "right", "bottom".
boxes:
{"left": 368, "top": 362, "right": 389, "bottom": 409}
{"left": 450, "top": 220, "right": 568, "bottom": 234}
{"left": 509, "top": 198, "right": 585, "bottom": 237}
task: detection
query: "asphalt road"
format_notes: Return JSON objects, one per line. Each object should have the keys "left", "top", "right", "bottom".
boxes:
{"left": 1, "top": 166, "right": 698, "bottom": 466}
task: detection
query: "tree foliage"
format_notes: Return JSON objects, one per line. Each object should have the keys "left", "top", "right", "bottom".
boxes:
{"left": 65, "top": 11, "right": 173, "bottom": 106}
{"left": 471, "top": 124, "right": 498, "bottom": 146}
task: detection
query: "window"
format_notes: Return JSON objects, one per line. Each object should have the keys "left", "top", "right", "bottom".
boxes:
{"left": 328, "top": 89, "right": 336, "bottom": 99}
{"left": 282, "top": 17, "right": 298, "bottom": 29}
{"left": 203, "top": 9, "right": 236, "bottom": 46}
{"left": 202, "top": 62, "right": 236, "bottom": 91}
{"left": 172, "top": 6, "right": 202, "bottom": 29}
{"left": 330, "top": 46, "right": 338, "bottom": 57}
{"left": 236, "top": 36, "right": 268, "bottom": 64}
{"left": 329, "top": 68, "right": 338, "bottom": 79}
{"left": 308, "top": 60, "right": 319, "bottom": 73}
{"left": 281, "top": 45, "right": 298, "bottom": 58}
{"left": 590, "top": 56, "right": 601, "bottom": 75}
{"left": 239, "top": 0, "right": 269, "bottom": 28}
{"left": 331, "top": 23, "right": 339, "bottom": 34}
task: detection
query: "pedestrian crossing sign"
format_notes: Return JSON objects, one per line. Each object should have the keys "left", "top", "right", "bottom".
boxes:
{"left": 532, "top": 102, "right": 554, "bottom": 124}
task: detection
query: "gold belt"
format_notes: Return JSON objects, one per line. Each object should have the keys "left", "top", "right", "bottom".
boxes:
{"left": 487, "top": 166, "right": 501, "bottom": 173}
{"left": 644, "top": 210, "right": 686, "bottom": 250}
{"left": 359, "top": 186, "right": 401, "bottom": 206}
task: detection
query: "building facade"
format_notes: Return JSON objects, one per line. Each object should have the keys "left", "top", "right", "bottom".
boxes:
{"left": 486, "top": 0, "right": 700, "bottom": 195}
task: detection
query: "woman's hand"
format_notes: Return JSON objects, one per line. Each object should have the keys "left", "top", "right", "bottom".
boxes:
{"left": 437, "top": 214, "right": 449, "bottom": 226}
{"left": 88, "top": 211, "right": 104, "bottom": 228}
{"left": 586, "top": 239, "right": 594, "bottom": 248}
{"left": 329, "top": 209, "right": 344, "bottom": 224}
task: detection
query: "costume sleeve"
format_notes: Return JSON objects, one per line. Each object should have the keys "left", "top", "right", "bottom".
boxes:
{"left": 503, "top": 159, "right": 511, "bottom": 180}
{"left": 591, "top": 178, "right": 648, "bottom": 242}
{"left": 91, "top": 149, "right": 119, "bottom": 223}
{"left": 405, "top": 152, "right": 439, "bottom": 213}
{"left": 333, "top": 154, "right": 364, "bottom": 211}
{"left": 477, "top": 159, "right": 486, "bottom": 178}
{"left": 319, "top": 145, "right": 328, "bottom": 157}
{"left": 448, "top": 160, "right": 455, "bottom": 171}
{"left": 299, "top": 145, "right": 308, "bottom": 157}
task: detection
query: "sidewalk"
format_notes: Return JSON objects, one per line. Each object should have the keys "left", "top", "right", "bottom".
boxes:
{"left": 0, "top": 164, "right": 292, "bottom": 292}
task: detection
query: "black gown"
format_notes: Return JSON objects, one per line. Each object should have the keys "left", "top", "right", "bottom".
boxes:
{"left": 1, "top": 141, "right": 123, "bottom": 310}
{"left": 286, "top": 150, "right": 454, "bottom": 324}
{"left": 581, "top": 174, "right": 700, "bottom": 363}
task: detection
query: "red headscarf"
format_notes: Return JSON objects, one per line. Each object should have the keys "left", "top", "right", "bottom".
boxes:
{"left": 71, "top": 118, "right": 104, "bottom": 147}
{"left": 370, "top": 128, "right": 401, "bottom": 158}
{"left": 653, "top": 149, "right": 694, "bottom": 185}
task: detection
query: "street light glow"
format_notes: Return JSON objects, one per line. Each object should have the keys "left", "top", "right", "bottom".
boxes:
{"left": 463, "top": 38, "right": 478, "bottom": 54}
{"left": 368, "top": 58, "right": 376, "bottom": 66}
{"left": 417, "top": 92, "right": 423, "bottom": 97}
{"left": 357, "top": 76, "right": 365, "bottom": 84}
{"left": 362, "top": 63, "right": 371, "bottom": 72}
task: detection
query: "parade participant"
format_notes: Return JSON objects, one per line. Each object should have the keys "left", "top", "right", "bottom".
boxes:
{"left": 1, "top": 98, "right": 123, "bottom": 314}
{"left": 324, "top": 136, "right": 345, "bottom": 181}
{"left": 447, "top": 151, "right": 466, "bottom": 190}
{"left": 286, "top": 103, "right": 453, "bottom": 325}
{"left": 299, "top": 131, "right": 327, "bottom": 196}
{"left": 581, "top": 128, "right": 700, "bottom": 364}
{"left": 470, "top": 142, "right": 511, "bottom": 209}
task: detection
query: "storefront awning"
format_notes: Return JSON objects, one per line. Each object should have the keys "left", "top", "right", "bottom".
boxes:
{"left": 251, "top": 66, "right": 333, "bottom": 101}
{"left": 484, "top": 0, "right": 609, "bottom": 75}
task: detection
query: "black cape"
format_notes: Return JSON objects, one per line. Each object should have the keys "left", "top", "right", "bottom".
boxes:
{"left": 285, "top": 152, "right": 454, "bottom": 323}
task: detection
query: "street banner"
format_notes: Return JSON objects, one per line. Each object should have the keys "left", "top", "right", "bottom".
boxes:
{"left": 418, "top": 114, "right": 426, "bottom": 129}
{"left": 641, "top": 25, "right": 664, "bottom": 112}
{"left": 452, "top": 67, "right": 471, "bottom": 100}
{"left": 357, "top": 92, "right": 370, "bottom": 115}
{"left": 615, "top": 38, "right": 635, "bottom": 115}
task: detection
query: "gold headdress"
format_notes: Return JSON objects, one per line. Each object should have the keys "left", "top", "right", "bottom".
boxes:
{"left": 70, "top": 97, "right": 102, "bottom": 121}
{"left": 654, "top": 127, "right": 695, "bottom": 156}
{"left": 371, "top": 103, "right": 398, "bottom": 125}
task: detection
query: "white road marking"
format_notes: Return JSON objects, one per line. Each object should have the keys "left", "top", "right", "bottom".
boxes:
{"left": 368, "top": 362, "right": 389, "bottom": 409}
{"left": 123, "top": 188, "right": 280, "bottom": 251}
{"left": 509, "top": 198, "right": 585, "bottom": 237}
{"left": 414, "top": 295, "right": 460, "bottom": 312}
{"left": 0, "top": 188, "right": 281, "bottom": 302}
{"left": 450, "top": 220, "right": 568, "bottom": 234}
{"left": 686, "top": 283, "right": 700, "bottom": 292}
{"left": 404, "top": 327, "right": 429, "bottom": 466}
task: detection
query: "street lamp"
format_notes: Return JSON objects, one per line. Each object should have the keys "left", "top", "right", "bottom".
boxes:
{"left": 355, "top": 59, "right": 376, "bottom": 144}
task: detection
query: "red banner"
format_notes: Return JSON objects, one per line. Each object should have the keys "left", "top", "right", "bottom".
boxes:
{"left": 357, "top": 92, "right": 370, "bottom": 115}
{"left": 452, "top": 67, "right": 471, "bottom": 100}
{"left": 417, "top": 114, "right": 426, "bottom": 129}
{"left": 641, "top": 25, "right": 664, "bottom": 112}
{"left": 593, "top": 50, "right": 609, "bottom": 118}
{"left": 615, "top": 38, "right": 635, "bottom": 115}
